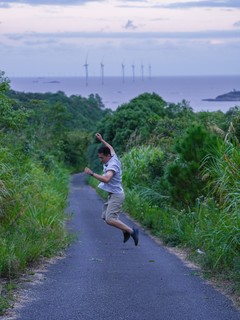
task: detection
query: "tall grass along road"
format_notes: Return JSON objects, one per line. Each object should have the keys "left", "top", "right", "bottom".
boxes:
{"left": 4, "top": 173, "right": 240, "bottom": 320}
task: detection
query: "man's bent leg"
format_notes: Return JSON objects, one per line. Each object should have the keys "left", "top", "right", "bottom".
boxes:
{"left": 105, "top": 218, "right": 133, "bottom": 234}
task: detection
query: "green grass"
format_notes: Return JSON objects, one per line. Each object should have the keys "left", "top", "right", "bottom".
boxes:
{"left": 0, "top": 282, "right": 16, "bottom": 315}
{"left": 0, "top": 148, "right": 71, "bottom": 279}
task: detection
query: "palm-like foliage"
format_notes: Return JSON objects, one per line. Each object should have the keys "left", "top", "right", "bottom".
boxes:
{"left": 201, "top": 129, "right": 240, "bottom": 212}
{"left": 0, "top": 177, "right": 9, "bottom": 217}
{"left": 121, "top": 145, "right": 164, "bottom": 189}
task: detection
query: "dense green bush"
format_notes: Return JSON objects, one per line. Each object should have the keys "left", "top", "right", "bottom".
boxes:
{"left": 202, "top": 139, "right": 240, "bottom": 212}
{"left": 0, "top": 147, "right": 70, "bottom": 279}
{"left": 0, "top": 73, "right": 28, "bottom": 134}
{"left": 163, "top": 124, "right": 220, "bottom": 207}
{"left": 7, "top": 88, "right": 110, "bottom": 170}
{"left": 97, "top": 93, "right": 167, "bottom": 154}
{"left": 122, "top": 146, "right": 164, "bottom": 188}
{"left": 63, "top": 130, "right": 91, "bottom": 172}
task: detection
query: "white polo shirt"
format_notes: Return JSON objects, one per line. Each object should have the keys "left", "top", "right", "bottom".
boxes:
{"left": 98, "top": 154, "right": 124, "bottom": 194}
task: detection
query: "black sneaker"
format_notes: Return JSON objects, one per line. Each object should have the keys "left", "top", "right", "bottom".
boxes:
{"left": 131, "top": 228, "right": 139, "bottom": 246}
{"left": 123, "top": 231, "right": 131, "bottom": 243}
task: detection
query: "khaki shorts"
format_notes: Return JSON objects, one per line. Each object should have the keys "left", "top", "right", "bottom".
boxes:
{"left": 101, "top": 192, "right": 125, "bottom": 221}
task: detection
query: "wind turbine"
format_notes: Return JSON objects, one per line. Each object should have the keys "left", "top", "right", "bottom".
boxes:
{"left": 121, "top": 62, "right": 125, "bottom": 84}
{"left": 100, "top": 59, "right": 104, "bottom": 85}
{"left": 131, "top": 62, "right": 135, "bottom": 82}
{"left": 141, "top": 62, "right": 144, "bottom": 81}
{"left": 148, "top": 64, "right": 152, "bottom": 80}
{"left": 83, "top": 55, "right": 89, "bottom": 86}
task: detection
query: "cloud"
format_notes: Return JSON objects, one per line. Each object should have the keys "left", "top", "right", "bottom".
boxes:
{"left": 0, "top": 3, "right": 11, "bottom": 7}
{"left": 233, "top": 20, "right": 240, "bottom": 27}
{"left": 6, "top": 0, "right": 225, "bottom": 10}
{"left": 150, "top": 18, "right": 169, "bottom": 21}
{"left": 124, "top": 20, "right": 137, "bottom": 30}
{"left": 160, "top": 0, "right": 240, "bottom": 9}
{"left": 4, "top": 30, "right": 240, "bottom": 42}
{"left": 0, "top": 0, "right": 102, "bottom": 5}
{"left": 24, "top": 38, "right": 59, "bottom": 46}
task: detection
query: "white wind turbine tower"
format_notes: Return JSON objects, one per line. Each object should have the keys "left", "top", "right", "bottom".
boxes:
{"left": 121, "top": 62, "right": 125, "bottom": 84}
{"left": 83, "top": 55, "right": 89, "bottom": 86}
{"left": 148, "top": 64, "right": 152, "bottom": 80}
{"left": 100, "top": 59, "right": 104, "bottom": 85}
{"left": 131, "top": 62, "right": 135, "bottom": 82}
{"left": 141, "top": 63, "right": 144, "bottom": 81}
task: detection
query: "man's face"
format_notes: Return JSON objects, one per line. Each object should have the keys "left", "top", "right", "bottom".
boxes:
{"left": 98, "top": 153, "right": 111, "bottom": 164}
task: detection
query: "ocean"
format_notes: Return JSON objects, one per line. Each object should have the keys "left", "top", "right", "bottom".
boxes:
{"left": 9, "top": 76, "right": 240, "bottom": 113}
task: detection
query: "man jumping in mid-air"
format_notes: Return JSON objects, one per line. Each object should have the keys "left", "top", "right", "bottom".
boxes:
{"left": 84, "top": 133, "right": 139, "bottom": 246}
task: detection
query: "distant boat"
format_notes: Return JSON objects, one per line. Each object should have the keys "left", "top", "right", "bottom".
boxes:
{"left": 203, "top": 90, "right": 240, "bottom": 102}
{"left": 45, "top": 80, "right": 61, "bottom": 84}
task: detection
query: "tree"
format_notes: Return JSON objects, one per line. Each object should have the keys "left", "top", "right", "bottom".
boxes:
{"left": 0, "top": 71, "right": 28, "bottom": 132}
{"left": 96, "top": 93, "right": 167, "bottom": 154}
{"left": 164, "top": 124, "right": 219, "bottom": 207}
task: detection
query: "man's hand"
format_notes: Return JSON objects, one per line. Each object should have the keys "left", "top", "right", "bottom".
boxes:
{"left": 84, "top": 167, "right": 93, "bottom": 175}
{"left": 96, "top": 132, "right": 115, "bottom": 156}
{"left": 84, "top": 166, "right": 114, "bottom": 183}
{"left": 96, "top": 133, "right": 103, "bottom": 142}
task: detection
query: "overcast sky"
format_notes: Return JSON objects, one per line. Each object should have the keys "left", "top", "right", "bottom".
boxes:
{"left": 0, "top": 0, "right": 240, "bottom": 77}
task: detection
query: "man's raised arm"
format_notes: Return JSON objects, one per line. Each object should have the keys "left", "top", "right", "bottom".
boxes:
{"left": 95, "top": 133, "right": 115, "bottom": 156}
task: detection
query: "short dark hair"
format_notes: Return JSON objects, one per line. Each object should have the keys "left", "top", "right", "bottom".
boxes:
{"left": 98, "top": 146, "right": 111, "bottom": 156}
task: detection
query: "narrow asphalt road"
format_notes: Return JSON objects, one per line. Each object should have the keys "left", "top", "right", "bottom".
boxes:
{"left": 5, "top": 173, "right": 240, "bottom": 320}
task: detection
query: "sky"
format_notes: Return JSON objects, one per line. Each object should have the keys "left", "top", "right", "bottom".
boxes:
{"left": 0, "top": 0, "right": 240, "bottom": 77}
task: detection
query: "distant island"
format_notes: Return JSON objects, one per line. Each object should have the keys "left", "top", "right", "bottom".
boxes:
{"left": 203, "top": 90, "right": 240, "bottom": 102}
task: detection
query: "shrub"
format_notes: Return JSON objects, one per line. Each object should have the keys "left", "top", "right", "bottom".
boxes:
{"left": 0, "top": 147, "right": 70, "bottom": 279}
{"left": 121, "top": 145, "right": 164, "bottom": 189}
